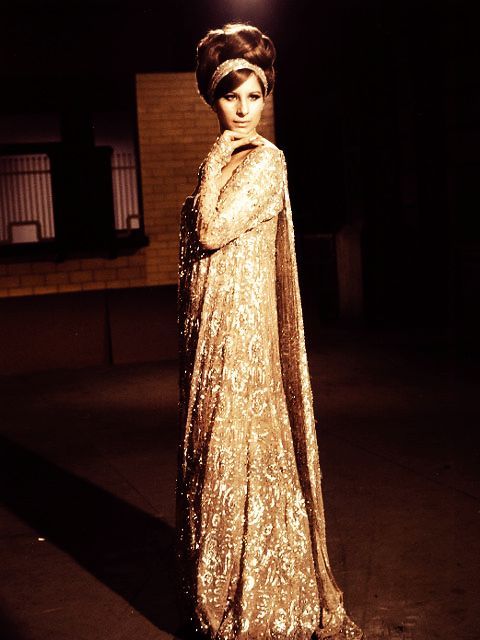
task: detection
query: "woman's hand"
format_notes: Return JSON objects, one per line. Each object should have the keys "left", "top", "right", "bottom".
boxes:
{"left": 210, "top": 129, "right": 265, "bottom": 167}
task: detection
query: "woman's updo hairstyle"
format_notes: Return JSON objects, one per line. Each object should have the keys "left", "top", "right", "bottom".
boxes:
{"left": 196, "top": 23, "right": 276, "bottom": 106}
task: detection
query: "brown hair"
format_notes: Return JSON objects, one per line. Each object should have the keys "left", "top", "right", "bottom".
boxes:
{"left": 196, "top": 23, "right": 276, "bottom": 105}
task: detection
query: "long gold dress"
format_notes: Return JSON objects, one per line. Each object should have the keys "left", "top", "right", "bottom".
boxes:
{"left": 175, "top": 136, "right": 364, "bottom": 640}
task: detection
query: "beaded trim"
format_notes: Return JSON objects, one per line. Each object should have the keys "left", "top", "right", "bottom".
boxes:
{"left": 207, "top": 58, "right": 268, "bottom": 104}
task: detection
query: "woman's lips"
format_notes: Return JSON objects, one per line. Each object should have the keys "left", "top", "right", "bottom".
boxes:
{"left": 233, "top": 121, "right": 251, "bottom": 126}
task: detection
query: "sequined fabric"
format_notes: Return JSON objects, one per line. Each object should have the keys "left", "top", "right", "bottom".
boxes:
{"left": 175, "top": 136, "right": 364, "bottom": 640}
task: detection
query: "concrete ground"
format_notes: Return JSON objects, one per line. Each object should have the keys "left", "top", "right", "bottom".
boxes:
{"left": 0, "top": 324, "right": 479, "bottom": 640}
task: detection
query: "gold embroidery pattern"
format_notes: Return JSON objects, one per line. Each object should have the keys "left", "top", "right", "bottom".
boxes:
{"left": 176, "top": 138, "right": 364, "bottom": 640}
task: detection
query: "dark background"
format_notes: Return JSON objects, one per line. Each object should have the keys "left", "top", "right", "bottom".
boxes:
{"left": 0, "top": 6, "right": 479, "bottom": 637}
{"left": 0, "top": 0, "right": 478, "bottom": 338}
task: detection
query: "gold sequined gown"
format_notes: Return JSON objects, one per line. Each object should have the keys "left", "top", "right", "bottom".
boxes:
{"left": 176, "top": 136, "right": 363, "bottom": 640}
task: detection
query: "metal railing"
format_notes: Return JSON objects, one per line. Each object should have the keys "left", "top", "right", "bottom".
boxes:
{"left": 111, "top": 151, "right": 140, "bottom": 231}
{"left": 0, "top": 153, "right": 55, "bottom": 243}
{"left": 0, "top": 150, "right": 141, "bottom": 244}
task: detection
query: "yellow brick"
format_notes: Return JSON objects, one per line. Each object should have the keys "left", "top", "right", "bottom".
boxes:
{"left": 57, "top": 283, "right": 82, "bottom": 293}
{"left": 81, "top": 282, "right": 104, "bottom": 291}
{"left": 33, "top": 285, "right": 59, "bottom": 295}
{"left": 105, "top": 280, "right": 127, "bottom": 289}
{"left": 81, "top": 258, "right": 109, "bottom": 269}
{"left": 128, "top": 278, "right": 148, "bottom": 287}
{"left": 69, "top": 270, "right": 93, "bottom": 283}
{"left": 45, "top": 272, "right": 69, "bottom": 285}
{"left": 9, "top": 287, "right": 33, "bottom": 297}
{"left": 32, "top": 262, "right": 56, "bottom": 274}
{"left": 7, "top": 262, "right": 32, "bottom": 275}
{"left": 93, "top": 268, "right": 118, "bottom": 282}
{"left": 20, "top": 274, "right": 46, "bottom": 287}
{"left": 117, "top": 266, "right": 145, "bottom": 280}
{"left": 127, "top": 254, "right": 146, "bottom": 266}
{"left": 55, "top": 260, "right": 81, "bottom": 272}
{"left": 0, "top": 275, "right": 20, "bottom": 288}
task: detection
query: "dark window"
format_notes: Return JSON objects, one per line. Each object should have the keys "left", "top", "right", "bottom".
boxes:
{"left": 0, "top": 153, "right": 55, "bottom": 245}
{"left": 0, "top": 105, "right": 148, "bottom": 261}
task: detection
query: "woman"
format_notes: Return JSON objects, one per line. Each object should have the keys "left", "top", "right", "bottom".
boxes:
{"left": 175, "top": 22, "right": 364, "bottom": 640}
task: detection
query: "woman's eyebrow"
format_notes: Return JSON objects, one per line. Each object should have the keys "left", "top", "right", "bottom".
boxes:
{"left": 227, "top": 90, "right": 262, "bottom": 96}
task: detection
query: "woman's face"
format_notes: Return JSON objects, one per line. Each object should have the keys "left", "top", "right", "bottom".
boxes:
{"left": 214, "top": 73, "right": 265, "bottom": 136}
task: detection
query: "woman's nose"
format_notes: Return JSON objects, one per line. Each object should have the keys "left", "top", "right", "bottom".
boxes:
{"left": 236, "top": 98, "right": 249, "bottom": 116}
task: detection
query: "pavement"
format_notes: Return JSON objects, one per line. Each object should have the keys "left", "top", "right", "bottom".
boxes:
{"left": 0, "top": 323, "right": 479, "bottom": 640}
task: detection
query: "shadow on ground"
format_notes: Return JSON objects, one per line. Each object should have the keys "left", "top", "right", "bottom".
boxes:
{"left": 0, "top": 435, "right": 179, "bottom": 637}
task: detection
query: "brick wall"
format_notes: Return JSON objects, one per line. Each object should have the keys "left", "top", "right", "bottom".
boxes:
{"left": 0, "top": 72, "right": 275, "bottom": 298}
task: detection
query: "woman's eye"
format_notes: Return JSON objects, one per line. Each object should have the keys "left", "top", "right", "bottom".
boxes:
{"left": 250, "top": 94, "right": 261, "bottom": 100}
{"left": 224, "top": 94, "right": 236, "bottom": 101}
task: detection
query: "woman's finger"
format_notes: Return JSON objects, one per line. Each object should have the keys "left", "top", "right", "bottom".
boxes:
{"left": 222, "top": 129, "right": 257, "bottom": 142}
{"left": 228, "top": 132, "right": 262, "bottom": 149}
{"left": 214, "top": 131, "right": 263, "bottom": 162}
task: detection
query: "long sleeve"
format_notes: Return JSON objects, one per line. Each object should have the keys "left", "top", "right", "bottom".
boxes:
{"left": 194, "top": 144, "right": 284, "bottom": 251}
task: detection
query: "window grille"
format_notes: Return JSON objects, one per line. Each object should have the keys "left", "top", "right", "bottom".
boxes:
{"left": 111, "top": 151, "right": 140, "bottom": 231}
{"left": 0, "top": 150, "right": 141, "bottom": 244}
{"left": 0, "top": 153, "right": 54, "bottom": 244}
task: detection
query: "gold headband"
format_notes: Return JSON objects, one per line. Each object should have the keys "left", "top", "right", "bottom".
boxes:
{"left": 207, "top": 58, "right": 268, "bottom": 104}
